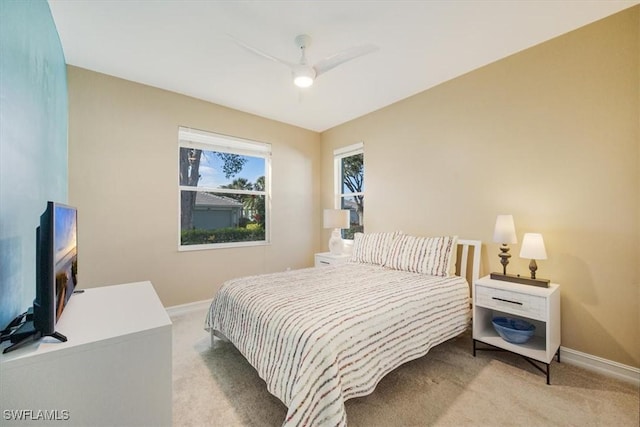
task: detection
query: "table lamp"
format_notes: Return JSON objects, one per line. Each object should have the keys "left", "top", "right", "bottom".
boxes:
{"left": 519, "top": 233, "right": 550, "bottom": 287}
{"left": 323, "top": 209, "right": 350, "bottom": 255}
{"left": 492, "top": 214, "right": 517, "bottom": 275}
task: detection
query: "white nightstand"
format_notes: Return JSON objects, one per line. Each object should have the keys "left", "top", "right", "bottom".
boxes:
{"left": 314, "top": 252, "right": 350, "bottom": 267}
{"left": 472, "top": 275, "right": 561, "bottom": 384}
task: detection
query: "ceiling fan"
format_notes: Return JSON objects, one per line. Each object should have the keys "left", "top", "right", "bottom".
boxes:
{"left": 230, "top": 34, "right": 379, "bottom": 88}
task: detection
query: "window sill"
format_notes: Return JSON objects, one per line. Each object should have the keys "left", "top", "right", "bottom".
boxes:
{"left": 178, "top": 240, "right": 270, "bottom": 251}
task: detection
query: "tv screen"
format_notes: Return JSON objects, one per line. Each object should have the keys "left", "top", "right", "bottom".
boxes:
{"left": 52, "top": 203, "right": 78, "bottom": 321}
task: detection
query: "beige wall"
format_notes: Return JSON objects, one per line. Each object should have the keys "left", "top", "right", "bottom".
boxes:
{"left": 68, "top": 66, "right": 321, "bottom": 307}
{"left": 321, "top": 8, "right": 639, "bottom": 367}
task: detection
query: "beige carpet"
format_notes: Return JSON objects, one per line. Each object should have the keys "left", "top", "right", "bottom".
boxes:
{"left": 172, "top": 307, "right": 639, "bottom": 426}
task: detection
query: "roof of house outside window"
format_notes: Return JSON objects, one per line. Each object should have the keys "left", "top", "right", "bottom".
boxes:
{"left": 195, "top": 192, "right": 243, "bottom": 208}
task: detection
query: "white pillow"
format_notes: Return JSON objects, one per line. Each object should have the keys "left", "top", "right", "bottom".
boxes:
{"left": 349, "top": 231, "right": 402, "bottom": 265}
{"left": 383, "top": 235, "right": 458, "bottom": 277}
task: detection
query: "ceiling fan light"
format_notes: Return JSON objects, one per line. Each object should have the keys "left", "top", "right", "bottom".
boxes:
{"left": 294, "top": 75, "right": 313, "bottom": 88}
{"left": 293, "top": 66, "right": 315, "bottom": 88}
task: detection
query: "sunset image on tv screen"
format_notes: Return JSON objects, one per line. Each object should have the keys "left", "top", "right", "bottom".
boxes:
{"left": 54, "top": 205, "right": 77, "bottom": 320}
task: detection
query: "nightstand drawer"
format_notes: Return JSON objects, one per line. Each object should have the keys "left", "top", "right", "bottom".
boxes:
{"left": 314, "top": 252, "right": 350, "bottom": 267}
{"left": 475, "top": 285, "right": 546, "bottom": 320}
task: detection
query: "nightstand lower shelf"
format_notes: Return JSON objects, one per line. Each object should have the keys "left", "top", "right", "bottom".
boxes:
{"left": 474, "top": 332, "right": 548, "bottom": 361}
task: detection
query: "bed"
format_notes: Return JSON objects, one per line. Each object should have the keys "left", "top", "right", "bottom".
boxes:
{"left": 205, "top": 233, "right": 481, "bottom": 427}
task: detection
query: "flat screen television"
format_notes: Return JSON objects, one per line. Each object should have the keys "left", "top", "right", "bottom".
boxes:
{"left": 3, "top": 201, "right": 78, "bottom": 353}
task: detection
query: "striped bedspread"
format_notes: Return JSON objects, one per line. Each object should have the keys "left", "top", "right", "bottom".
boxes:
{"left": 205, "top": 263, "right": 470, "bottom": 427}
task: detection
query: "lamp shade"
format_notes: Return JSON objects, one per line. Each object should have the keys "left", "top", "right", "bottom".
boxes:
{"left": 323, "top": 209, "right": 350, "bottom": 229}
{"left": 520, "top": 233, "right": 547, "bottom": 260}
{"left": 493, "top": 214, "right": 517, "bottom": 244}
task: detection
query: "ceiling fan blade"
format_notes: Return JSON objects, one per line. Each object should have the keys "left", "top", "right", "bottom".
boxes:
{"left": 227, "top": 34, "right": 296, "bottom": 68}
{"left": 313, "top": 44, "right": 379, "bottom": 77}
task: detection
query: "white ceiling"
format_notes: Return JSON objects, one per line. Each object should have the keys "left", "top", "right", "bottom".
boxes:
{"left": 48, "top": 0, "right": 637, "bottom": 132}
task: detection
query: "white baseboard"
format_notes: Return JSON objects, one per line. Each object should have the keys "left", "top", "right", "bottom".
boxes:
{"left": 166, "top": 299, "right": 211, "bottom": 318}
{"left": 560, "top": 346, "right": 640, "bottom": 386}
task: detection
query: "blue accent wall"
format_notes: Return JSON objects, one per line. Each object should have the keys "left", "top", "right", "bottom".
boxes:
{"left": 0, "top": 0, "right": 68, "bottom": 329}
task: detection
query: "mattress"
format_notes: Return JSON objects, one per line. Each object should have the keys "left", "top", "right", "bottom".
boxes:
{"left": 205, "top": 262, "right": 470, "bottom": 427}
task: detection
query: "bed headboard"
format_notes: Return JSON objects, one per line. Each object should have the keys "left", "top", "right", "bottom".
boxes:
{"left": 456, "top": 239, "right": 481, "bottom": 285}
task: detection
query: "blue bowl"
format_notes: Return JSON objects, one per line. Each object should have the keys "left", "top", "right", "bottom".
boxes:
{"left": 492, "top": 317, "right": 535, "bottom": 344}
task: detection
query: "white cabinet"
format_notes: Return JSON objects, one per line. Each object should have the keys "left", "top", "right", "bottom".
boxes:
{"left": 0, "top": 281, "right": 172, "bottom": 426}
{"left": 314, "top": 252, "right": 350, "bottom": 267}
{"left": 472, "top": 276, "right": 560, "bottom": 384}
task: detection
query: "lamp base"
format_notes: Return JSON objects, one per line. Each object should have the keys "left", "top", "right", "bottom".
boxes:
{"left": 490, "top": 272, "right": 550, "bottom": 288}
{"left": 328, "top": 229, "right": 344, "bottom": 255}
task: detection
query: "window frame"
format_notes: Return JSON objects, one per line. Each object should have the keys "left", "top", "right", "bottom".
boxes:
{"left": 333, "top": 142, "right": 364, "bottom": 240}
{"left": 178, "top": 126, "right": 271, "bottom": 251}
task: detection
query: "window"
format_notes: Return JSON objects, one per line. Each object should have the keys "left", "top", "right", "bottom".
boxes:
{"left": 334, "top": 142, "right": 364, "bottom": 239}
{"left": 178, "top": 127, "right": 270, "bottom": 250}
